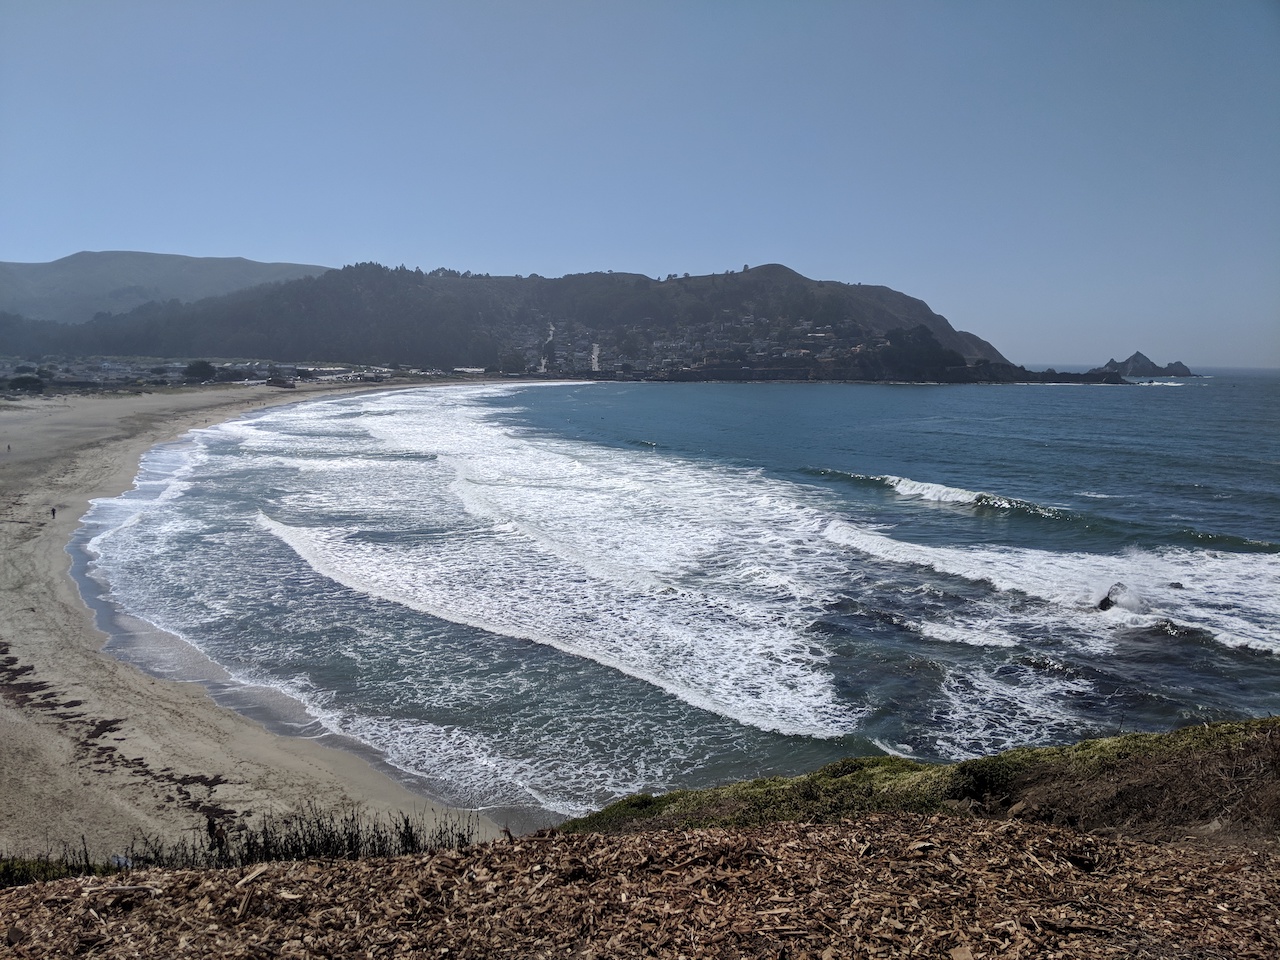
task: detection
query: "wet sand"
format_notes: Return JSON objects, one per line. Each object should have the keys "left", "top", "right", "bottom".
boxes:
{"left": 0, "top": 382, "right": 501, "bottom": 858}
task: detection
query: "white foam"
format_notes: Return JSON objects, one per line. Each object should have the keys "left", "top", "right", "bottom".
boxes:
{"left": 822, "top": 519, "right": 1280, "bottom": 652}
{"left": 80, "top": 436, "right": 207, "bottom": 555}
{"left": 865, "top": 473, "right": 1068, "bottom": 519}
{"left": 882, "top": 475, "right": 983, "bottom": 505}
{"left": 339, "top": 711, "right": 649, "bottom": 816}
{"left": 870, "top": 738, "right": 917, "bottom": 758}
{"left": 259, "top": 511, "right": 858, "bottom": 739}
{"left": 932, "top": 662, "right": 1096, "bottom": 759}
{"left": 916, "top": 620, "right": 1020, "bottom": 648}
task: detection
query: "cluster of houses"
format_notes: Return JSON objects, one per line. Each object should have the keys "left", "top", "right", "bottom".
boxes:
{"left": 6, "top": 309, "right": 896, "bottom": 392}
{"left": 520, "top": 315, "right": 884, "bottom": 378}
{"left": 0, "top": 357, "right": 461, "bottom": 394}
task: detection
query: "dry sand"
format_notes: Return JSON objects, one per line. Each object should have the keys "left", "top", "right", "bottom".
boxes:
{"left": 0, "top": 381, "right": 501, "bottom": 859}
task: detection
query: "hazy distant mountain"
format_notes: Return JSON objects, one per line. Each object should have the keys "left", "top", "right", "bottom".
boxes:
{"left": 0, "top": 251, "right": 333, "bottom": 324}
{"left": 1088, "top": 352, "right": 1195, "bottom": 378}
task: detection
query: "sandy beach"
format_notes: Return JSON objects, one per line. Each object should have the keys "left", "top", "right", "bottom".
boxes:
{"left": 0, "top": 381, "right": 501, "bottom": 859}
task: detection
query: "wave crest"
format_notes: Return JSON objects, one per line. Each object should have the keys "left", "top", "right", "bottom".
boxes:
{"left": 806, "top": 469, "right": 1070, "bottom": 520}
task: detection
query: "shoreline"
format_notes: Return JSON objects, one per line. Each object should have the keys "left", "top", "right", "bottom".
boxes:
{"left": 0, "top": 381, "right": 504, "bottom": 859}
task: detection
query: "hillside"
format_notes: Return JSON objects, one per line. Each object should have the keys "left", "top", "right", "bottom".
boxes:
{"left": 0, "top": 251, "right": 332, "bottom": 325}
{"left": 563, "top": 718, "right": 1280, "bottom": 844}
{"left": 3, "top": 719, "right": 1278, "bottom": 958}
{"left": 2, "top": 260, "right": 1037, "bottom": 382}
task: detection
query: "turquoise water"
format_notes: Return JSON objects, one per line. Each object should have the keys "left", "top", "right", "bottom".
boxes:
{"left": 75, "top": 373, "right": 1280, "bottom": 824}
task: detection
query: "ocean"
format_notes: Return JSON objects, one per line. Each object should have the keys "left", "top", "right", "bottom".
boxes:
{"left": 73, "top": 373, "right": 1280, "bottom": 826}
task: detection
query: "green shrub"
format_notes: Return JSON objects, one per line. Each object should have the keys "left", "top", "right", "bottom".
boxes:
{"left": 7, "top": 375, "right": 43, "bottom": 392}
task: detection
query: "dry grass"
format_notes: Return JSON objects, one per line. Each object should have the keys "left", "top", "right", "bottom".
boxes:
{"left": 0, "top": 803, "right": 481, "bottom": 889}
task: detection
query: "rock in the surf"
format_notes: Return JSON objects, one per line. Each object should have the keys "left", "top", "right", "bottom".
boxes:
{"left": 1097, "top": 582, "right": 1143, "bottom": 612}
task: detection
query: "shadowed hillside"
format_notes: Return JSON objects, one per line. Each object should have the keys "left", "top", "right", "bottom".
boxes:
{"left": 3, "top": 261, "right": 1025, "bottom": 380}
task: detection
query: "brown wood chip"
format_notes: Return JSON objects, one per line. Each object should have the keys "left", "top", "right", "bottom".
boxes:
{"left": 1, "top": 813, "right": 1277, "bottom": 958}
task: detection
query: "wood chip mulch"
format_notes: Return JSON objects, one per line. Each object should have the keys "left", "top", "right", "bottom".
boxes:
{"left": 2, "top": 813, "right": 1277, "bottom": 959}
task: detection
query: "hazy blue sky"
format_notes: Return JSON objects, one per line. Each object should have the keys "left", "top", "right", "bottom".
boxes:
{"left": 3, "top": 1, "right": 1277, "bottom": 366}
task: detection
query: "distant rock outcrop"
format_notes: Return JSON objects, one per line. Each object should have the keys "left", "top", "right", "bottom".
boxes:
{"left": 1088, "top": 352, "right": 1196, "bottom": 378}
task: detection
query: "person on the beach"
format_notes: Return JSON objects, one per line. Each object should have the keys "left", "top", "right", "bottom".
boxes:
{"left": 50, "top": 507, "right": 55, "bottom": 519}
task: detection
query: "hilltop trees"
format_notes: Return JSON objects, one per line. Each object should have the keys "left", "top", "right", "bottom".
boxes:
{"left": 7, "top": 374, "right": 43, "bottom": 392}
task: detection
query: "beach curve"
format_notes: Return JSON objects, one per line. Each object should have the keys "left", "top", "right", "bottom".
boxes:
{"left": 0, "top": 381, "right": 502, "bottom": 859}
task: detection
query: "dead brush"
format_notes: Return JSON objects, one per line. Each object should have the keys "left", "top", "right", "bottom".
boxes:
{"left": 0, "top": 803, "right": 482, "bottom": 889}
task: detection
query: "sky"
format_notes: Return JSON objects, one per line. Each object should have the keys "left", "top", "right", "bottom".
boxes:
{"left": 2, "top": 1, "right": 1277, "bottom": 367}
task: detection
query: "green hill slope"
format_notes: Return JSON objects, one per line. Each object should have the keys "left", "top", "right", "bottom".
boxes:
{"left": 563, "top": 717, "right": 1280, "bottom": 845}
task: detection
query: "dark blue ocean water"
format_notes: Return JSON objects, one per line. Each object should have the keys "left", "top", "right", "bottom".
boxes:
{"left": 75, "top": 373, "right": 1280, "bottom": 824}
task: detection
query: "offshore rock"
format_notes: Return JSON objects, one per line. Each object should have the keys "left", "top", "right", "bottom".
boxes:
{"left": 1089, "top": 352, "right": 1197, "bottom": 378}
{"left": 1097, "top": 582, "right": 1145, "bottom": 613}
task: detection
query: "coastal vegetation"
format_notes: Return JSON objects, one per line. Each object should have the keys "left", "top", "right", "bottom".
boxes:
{"left": 0, "top": 804, "right": 482, "bottom": 890}
{"left": 563, "top": 717, "right": 1280, "bottom": 841}
{"left": 3, "top": 719, "right": 1278, "bottom": 956}
{"left": 4, "top": 716, "right": 1276, "bottom": 891}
